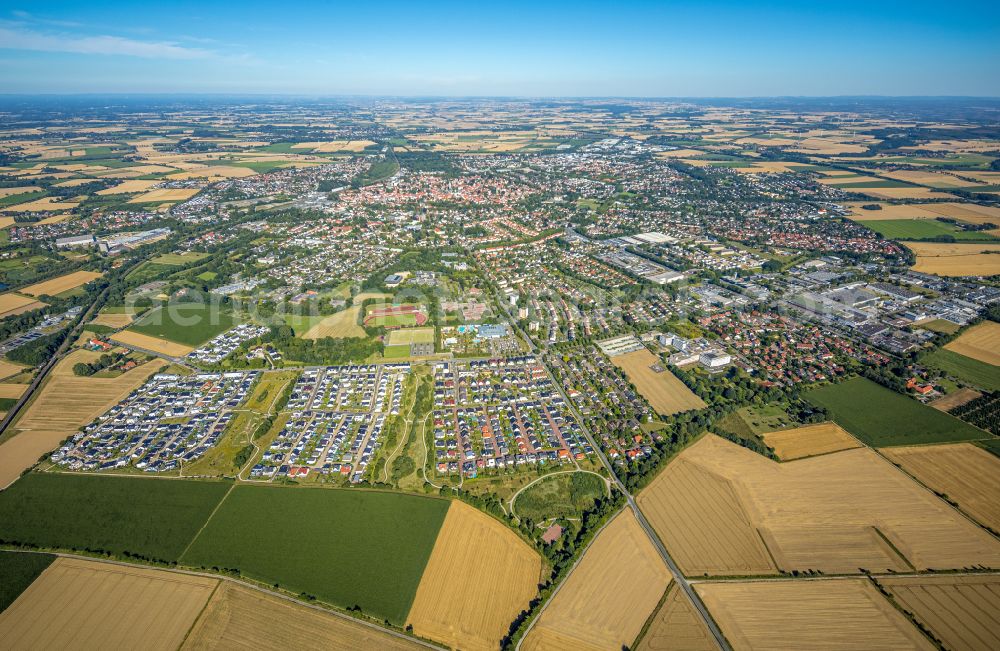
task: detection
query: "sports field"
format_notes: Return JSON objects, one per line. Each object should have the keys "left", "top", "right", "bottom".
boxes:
{"left": 522, "top": 510, "right": 671, "bottom": 651}
{"left": 182, "top": 582, "right": 424, "bottom": 651}
{"left": 945, "top": 321, "right": 1000, "bottom": 366}
{"left": 761, "top": 421, "right": 860, "bottom": 461}
{"left": 19, "top": 270, "right": 102, "bottom": 297}
{"left": 386, "top": 327, "right": 435, "bottom": 346}
{"left": 364, "top": 305, "right": 428, "bottom": 328}
{"left": 180, "top": 486, "right": 449, "bottom": 624}
{"left": 806, "top": 377, "right": 986, "bottom": 446}
{"left": 882, "top": 443, "right": 1000, "bottom": 533}
{"left": 406, "top": 501, "right": 541, "bottom": 651}
{"left": 635, "top": 582, "right": 715, "bottom": 651}
{"left": 0, "top": 474, "right": 232, "bottom": 561}
{"left": 695, "top": 579, "right": 930, "bottom": 650}
{"left": 127, "top": 304, "right": 239, "bottom": 347}
{"left": 925, "top": 348, "right": 1000, "bottom": 392}
{"left": 0, "top": 557, "right": 218, "bottom": 651}
{"left": 638, "top": 434, "right": 1000, "bottom": 575}
{"left": 610, "top": 349, "right": 706, "bottom": 416}
{"left": 879, "top": 574, "right": 1000, "bottom": 651}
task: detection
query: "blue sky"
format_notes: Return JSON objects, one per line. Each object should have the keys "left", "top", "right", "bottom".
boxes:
{"left": 0, "top": 1, "right": 998, "bottom": 96}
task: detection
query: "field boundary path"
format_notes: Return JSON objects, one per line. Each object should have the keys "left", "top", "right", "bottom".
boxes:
{"left": 178, "top": 483, "right": 236, "bottom": 560}
{"left": 13, "top": 549, "right": 446, "bottom": 651}
{"left": 534, "top": 356, "right": 732, "bottom": 651}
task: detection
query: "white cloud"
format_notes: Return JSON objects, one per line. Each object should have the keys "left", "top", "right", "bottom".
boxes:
{"left": 0, "top": 24, "right": 215, "bottom": 60}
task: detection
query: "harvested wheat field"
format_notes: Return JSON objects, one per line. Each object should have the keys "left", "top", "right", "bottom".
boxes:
{"left": 0, "top": 382, "right": 28, "bottom": 399}
{"left": 20, "top": 270, "right": 102, "bottom": 297}
{"left": 858, "top": 186, "right": 956, "bottom": 200}
{"left": 522, "top": 510, "right": 671, "bottom": 651}
{"left": 129, "top": 188, "right": 200, "bottom": 203}
{"left": 882, "top": 443, "right": 1000, "bottom": 533}
{"left": 610, "top": 349, "right": 706, "bottom": 416}
{"left": 930, "top": 388, "right": 982, "bottom": 411}
{"left": 406, "top": 501, "right": 541, "bottom": 651}
{"left": 879, "top": 574, "right": 1000, "bottom": 651}
{"left": 636, "top": 449, "right": 777, "bottom": 576}
{"left": 639, "top": 435, "right": 1000, "bottom": 575}
{"left": 0, "top": 557, "right": 217, "bottom": 650}
{"left": 0, "top": 196, "right": 80, "bottom": 212}
{"left": 762, "top": 422, "right": 860, "bottom": 461}
{"left": 89, "top": 311, "right": 135, "bottom": 328}
{"left": 906, "top": 242, "right": 1000, "bottom": 277}
{"left": 882, "top": 169, "right": 982, "bottom": 188}
{"left": 0, "top": 360, "right": 26, "bottom": 381}
{"left": 0, "top": 355, "right": 165, "bottom": 488}
{"left": 0, "top": 292, "right": 46, "bottom": 318}
{"left": 945, "top": 321, "right": 1000, "bottom": 366}
{"left": 112, "top": 329, "right": 196, "bottom": 356}
{"left": 303, "top": 292, "right": 389, "bottom": 340}
{"left": 635, "top": 582, "right": 715, "bottom": 651}
{"left": 695, "top": 579, "right": 930, "bottom": 651}
{"left": 183, "top": 582, "right": 423, "bottom": 651}
{"left": 96, "top": 179, "right": 161, "bottom": 194}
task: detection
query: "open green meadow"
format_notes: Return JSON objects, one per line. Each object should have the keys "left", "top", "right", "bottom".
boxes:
{"left": 0, "top": 551, "right": 54, "bottom": 613}
{"left": 862, "top": 219, "right": 995, "bottom": 241}
{"left": 152, "top": 252, "right": 209, "bottom": 266}
{"left": 386, "top": 327, "right": 435, "bottom": 346}
{"left": 129, "top": 304, "right": 239, "bottom": 346}
{"left": 806, "top": 376, "right": 988, "bottom": 447}
{"left": 513, "top": 472, "right": 605, "bottom": 521}
{"left": 0, "top": 474, "right": 231, "bottom": 562}
{"left": 925, "top": 348, "right": 1000, "bottom": 392}
{"left": 180, "top": 486, "right": 448, "bottom": 624}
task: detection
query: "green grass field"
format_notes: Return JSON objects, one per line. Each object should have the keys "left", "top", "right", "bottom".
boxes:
{"left": 806, "top": 376, "right": 987, "bottom": 447}
{"left": 129, "top": 304, "right": 239, "bottom": 346}
{"left": 181, "top": 486, "right": 448, "bottom": 624}
{"left": 152, "top": 252, "right": 209, "bottom": 266}
{"left": 0, "top": 550, "right": 54, "bottom": 613}
{"left": 514, "top": 472, "right": 605, "bottom": 521}
{"left": 925, "top": 348, "right": 1000, "bottom": 392}
{"left": 382, "top": 344, "right": 411, "bottom": 359}
{"left": 863, "top": 219, "right": 994, "bottom": 241}
{"left": 367, "top": 314, "right": 420, "bottom": 327}
{"left": 386, "top": 327, "right": 435, "bottom": 346}
{"left": 0, "top": 474, "right": 231, "bottom": 562}
{"left": 827, "top": 179, "right": 914, "bottom": 189}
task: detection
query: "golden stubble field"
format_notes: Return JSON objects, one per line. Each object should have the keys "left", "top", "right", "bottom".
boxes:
{"left": 638, "top": 435, "right": 1000, "bottom": 576}
{"left": 0, "top": 558, "right": 218, "bottom": 650}
{"left": 761, "top": 421, "right": 860, "bottom": 461}
{"left": 406, "top": 501, "right": 541, "bottom": 651}
{"left": 0, "top": 350, "right": 165, "bottom": 488}
{"left": 0, "top": 292, "right": 47, "bottom": 318}
{"left": 695, "top": 579, "right": 931, "bottom": 650}
{"left": 635, "top": 582, "right": 715, "bottom": 651}
{"left": 112, "top": 329, "right": 196, "bottom": 356}
{"left": 906, "top": 241, "right": 1000, "bottom": 277}
{"left": 944, "top": 321, "right": 1000, "bottom": 366}
{"left": 183, "top": 582, "right": 424, "bottom": 651}
{"left": 879, "top": 574, "right": 1000, "bottom": 651}
{"left": 610, "top": 349, "right": 706, "bottom": 416}
{"left": 19, "top": 270, "right": 103, "bottom": 297}
{"left": 522, "top": 510, "right": 671, "bottom": 651}
{"left": 882, "top": 443, "right": 1000, "bottom": 533}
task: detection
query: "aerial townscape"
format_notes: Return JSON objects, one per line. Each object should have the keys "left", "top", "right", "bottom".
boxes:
{"left": 0, "top": 2, "right": 999, "bottom": 650}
